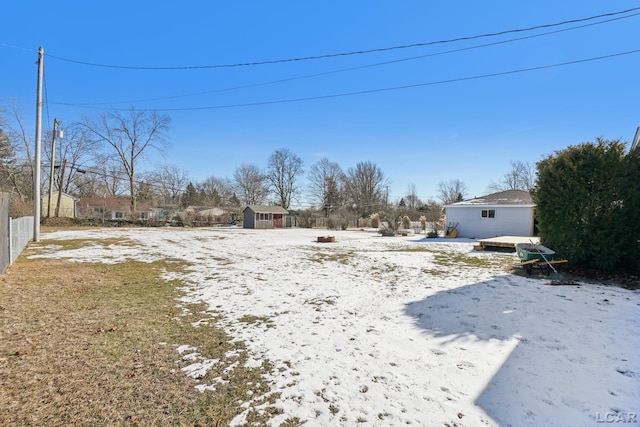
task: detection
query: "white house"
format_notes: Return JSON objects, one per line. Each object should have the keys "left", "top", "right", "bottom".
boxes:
{"left": 444, "top": 190, "right": 536, "bottom": 239}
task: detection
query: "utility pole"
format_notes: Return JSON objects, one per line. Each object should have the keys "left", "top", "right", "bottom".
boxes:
{"left": 55, "top": 158, "right": 67, "bottom": 217}
{"left": 47, "top": 118, "right": 58, "bottom": 218}
{"left": 33, "top": 47, "right": 43, "bottom": 242}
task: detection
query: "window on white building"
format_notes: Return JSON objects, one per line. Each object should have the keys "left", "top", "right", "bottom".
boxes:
{"left": 481, "top": 209, "right": 495, "bottom": 218}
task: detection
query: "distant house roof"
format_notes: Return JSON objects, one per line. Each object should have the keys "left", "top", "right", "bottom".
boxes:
{"left": 77, "top": 197, "right": 153, "bottom": 212}
{"left": 197, "top": 207, "right": 226, "bottom": 217}
{"left": 446, "top": 190, "right": 533, "bottom": 207}
{"left": 242, "top": 205, "right": 289, "bottom": 214}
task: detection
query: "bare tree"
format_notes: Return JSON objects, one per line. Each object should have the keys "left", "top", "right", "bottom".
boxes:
{"left": 344, "top": 160, "right": 388, "bottom": 217}
{"left": 487, "top": 160, "right": 535, "bottom": 192}
{"left": 233, "top": 163, "right": 269, "bottom": 206}
{"left": 307, "top": 157, "right": 345, "bottom": 213}
{"left": 43, "top": 122, "right": 99, "bottom": 199}
{"left": 200, "top": 176, "right": 234, "bottom": 207}
{"left": 437, "top": 179, "right": 468, "bottom": 205}
{"left": 419, "top": 198, "right": 443, "bottom": 223}
{"left": 404, "top": 183, "right": 422, "bottom": 209}
{"left": 96, "top": 157, "right": 128, "bottom": 197}
{"left": 146, "top": 164, "right": 189, "bottom": 205}
{"left": 265, "top": 148, "right": 303, "bottom": 209}
{"left": 0, "top": 102, "right": 34, "bottom": 198}
{"left": 73, "top": 172, "right": 106, "bottom": 198}
{"left": 82, "top": 108, "right": 170, "bottom": 216}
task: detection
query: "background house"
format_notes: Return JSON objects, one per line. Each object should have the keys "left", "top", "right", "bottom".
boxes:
{"left": 444, "top": 190, "right": 536, "bottom": 239}
{"left": 242, "top": 205, "right": 288, "bottom": 229}
{"left": 76, "top": 197, "right": 155, "bottom": 221}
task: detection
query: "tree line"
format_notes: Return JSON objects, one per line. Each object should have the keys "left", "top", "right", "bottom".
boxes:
{"left": 0, "top": 104, "right": 541, "bottom": 225}
{"left": 3, "top": 105, "right": 521, "bottom": 220}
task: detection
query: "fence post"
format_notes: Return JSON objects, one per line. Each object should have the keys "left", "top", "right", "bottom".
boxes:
{"left": 7, "top": 216, "right": 12, "bottom": 269}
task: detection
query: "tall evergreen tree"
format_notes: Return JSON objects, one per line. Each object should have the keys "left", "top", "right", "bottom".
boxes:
{"left": 324, "top": 176, "right": 341, "bottom": 215}
{"left": 308, "top": 158, "right": 344, "bottom": 212}
{"left": 532, "top": 138, "right": 640, "bottom": 271}
{"left": 182, "top": 182, "right": 199, "bottom": 208}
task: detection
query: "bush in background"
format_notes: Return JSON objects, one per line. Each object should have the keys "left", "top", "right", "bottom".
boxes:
{"left": 402, "top": 215, "right": 411, "bottom": 229}
{"left": 370, "top": 213, "right": 379, "bottom": 228}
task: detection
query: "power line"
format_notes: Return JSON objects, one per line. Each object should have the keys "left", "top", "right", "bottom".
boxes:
{"left": 63, "top": 163, "right": 180, "bottom": 193}
{"left": 51, "top": 48, "right": 640, "bottom": 112}
{"left": 43, "top": 6, "right": 640, "bottom": 70}
{"left": 58, "top": 11, "right": 640, "bottom": 107}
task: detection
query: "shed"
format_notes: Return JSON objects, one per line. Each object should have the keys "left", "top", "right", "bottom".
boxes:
{"left": 444, "top": 190, "right": 536, "bottom": 239}
{"left": 242, "top": 205, "right": 288, "bottom": 229}
{"left": 41, "top": 192, "right": 76, "bottom": 218}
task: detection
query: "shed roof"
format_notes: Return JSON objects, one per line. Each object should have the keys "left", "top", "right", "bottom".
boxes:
{"left": 446, "top": 190, "right": 533, "bottom": 207}
{"left": 243, "top": 205, "right": 289, "bottom": 214}
{"left": 41, "top": 191, "right": 76, "bottom": 201}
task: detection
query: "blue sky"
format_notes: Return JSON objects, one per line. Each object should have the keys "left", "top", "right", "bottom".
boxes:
{"left": 2, "top": 1, "right": 639, "bottom": 207}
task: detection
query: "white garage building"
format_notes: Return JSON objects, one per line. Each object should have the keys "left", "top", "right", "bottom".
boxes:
{"left": 444, "top": 190, "right": 536, "bottom": 239}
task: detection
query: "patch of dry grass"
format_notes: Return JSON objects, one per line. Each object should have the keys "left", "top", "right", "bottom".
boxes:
{"left": 304, "top": 297, "right": 336, "bottom": 311}
{"left": 237, "top": 315, "right": 275, "bottom": 328}
{"left": 0, "top": 249, "right": 286, "bottom": 426}
{"left": 433, "top": 251, "right": 514, "bottom": 271}
{"left": 306, "top": 247, "right": 354, "bottom": 265}
{"left": 28, "top": 237, "right": 139, "bottom": 254}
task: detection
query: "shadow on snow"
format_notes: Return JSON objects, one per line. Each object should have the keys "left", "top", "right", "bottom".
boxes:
{"left": 404, "top": 275, "right": 639, "bottom": 426}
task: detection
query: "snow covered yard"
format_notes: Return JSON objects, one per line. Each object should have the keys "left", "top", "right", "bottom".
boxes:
{"left": 32, "top": 227, "right": 639, "bottom": 426}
